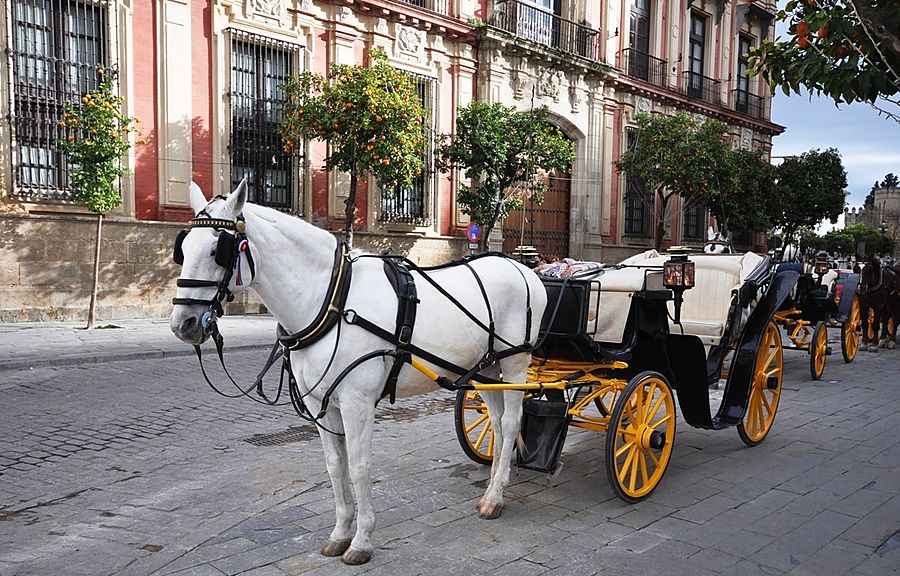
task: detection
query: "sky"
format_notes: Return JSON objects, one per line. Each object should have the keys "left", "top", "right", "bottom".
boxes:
{"left": 770, "top": 93, "right": 900, "bottom": 211}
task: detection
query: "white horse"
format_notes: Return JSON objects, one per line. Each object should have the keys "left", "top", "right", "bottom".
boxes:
{"left": 703, "top": 226, "right": 733, "bottom": 254}
{"left": 170, "top": 181, "right": 547, "bottom": 565}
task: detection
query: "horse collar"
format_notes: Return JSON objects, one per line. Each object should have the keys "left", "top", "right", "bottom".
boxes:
{"left": 278, "top": 241, "right": 353, "bottom": 351}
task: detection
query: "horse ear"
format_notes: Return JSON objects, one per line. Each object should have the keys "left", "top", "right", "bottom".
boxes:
{"left": 189, "top": 182, "right": 207, "bottom": 213}
{"left": 225, "top": 178, "right": 248, "bottom": 216}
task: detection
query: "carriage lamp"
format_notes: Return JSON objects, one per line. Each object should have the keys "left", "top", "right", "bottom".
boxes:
{"left": 814, "top": 252, "right": 830, "bottom": 279}
{"left": 664, "top": 250, "right": 695, "bottom": 325}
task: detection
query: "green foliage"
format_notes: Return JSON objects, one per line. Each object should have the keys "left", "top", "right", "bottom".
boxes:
{"left": 881, "top": 172, "right": 899, "bottom": 188}
{"left": 705, "top": 148, "right": 777, "bottom": 237}
{"left": 438, "top": 102, "right": 575, "bottom": 249}
{"left": 59, "top": 66, "right": 139, "bottom": 214}
{"left": 614, "top": 112, "right": 732, "bottom": 249}
{"left": 771, "top": 148, "right": 848, "bottom": 247}
{"left": 836, "top": 222, "right": 896, "bottom": 255}
{"left": 748, "top": 0, "right": 900, "bottom": 105}
{"left": 280, "top": 48, "right": 426, "bottom": 190}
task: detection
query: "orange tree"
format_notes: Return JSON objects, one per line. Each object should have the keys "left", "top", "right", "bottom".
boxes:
{"left": 614, "top": 112, "right": 732, "bottom": 250}
{"left": 59, "top": 65, "right": 143, "bottom": 328}
{"left": 437, "top": 102, "right": 574, "bottom": 252}
{"left": 749, "top": 0, "right": 899, "bottom": 119}
{"left": 279, "top": 48, "right": 425, "bottom": 246}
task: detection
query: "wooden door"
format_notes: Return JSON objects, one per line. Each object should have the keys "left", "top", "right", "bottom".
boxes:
{"left": 503, "top": 171, "right": 571, "bottom": 261}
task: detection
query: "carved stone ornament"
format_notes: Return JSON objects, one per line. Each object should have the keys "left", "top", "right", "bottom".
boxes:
{"left": 375, "top": 18, "right": 389, "bottom": 34}
{"left": 431, "top": 34, "right": 444, "bottom": 51}
{"left": 251, "top": 0, "right": 282, "bottom": 18}
{"left": 298, "top": 0, "right": 311, "bottom": 11}
{"left": 741, "top": 128, "right": 753, "bottom": 150}
{"left": 672, "top": 24, "right": 679, "bottom": 39}
{"left": 397, "top": 25, "right": 424, "bottom": 55}
{"left": 338, "top": 6, "right": 352, "bottom": 21}
{"left": 637, "top": 97, "right": 651, "bottom": 113}
{"left": 510, "top": 70, "right": 526, "bottom": 100}
{"left": 568, "top": 74, "right": 583, "bottom": 113}
{"left": 538, "top": 67, "right": 562, "bottom": 102}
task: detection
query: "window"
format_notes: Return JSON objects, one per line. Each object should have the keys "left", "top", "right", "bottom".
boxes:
{"left": 628, "top": 0, "right": 651, "bottom": 79}
{"left": 10, "top": 0, "right": 110, "bottom": 200}
{"left": 517, "top": 0, "right": 559, "bottom": 48}
{"left": 623, "top": 128, "right": 652, "bottom": 238}
{"left": 380, "top": 72, "right": 434, "bottom": 225}
{"left": 229, "top": 30, "right": 300, "bottom": 212}
{"left": 687, "top": 11, "right": 706, "bottom": 99}
{"left": 735, "top": 34, "right": 752, "bottom": 113}
{"left": 683, "top": 200, "right": 706, "bottom": 241}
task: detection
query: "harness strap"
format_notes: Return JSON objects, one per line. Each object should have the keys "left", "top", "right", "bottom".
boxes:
{"left": 463, "top": 261, "right": 496, "bottom": 357}
{"left": 278, "top": 241, "right": 352, "bottom": 350}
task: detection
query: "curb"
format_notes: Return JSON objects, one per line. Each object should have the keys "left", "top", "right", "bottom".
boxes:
{"left": 0, "top": 342, "right": 274, "bottom": 372}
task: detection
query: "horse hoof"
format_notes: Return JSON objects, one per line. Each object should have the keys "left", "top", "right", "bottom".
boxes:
{"left": 321, "top": 539, "right": 352, "bottom": 557}
{"left": 867, "top": 345, "right": 879, "bottom": 352}
{"left": 889, "top": 341, "right": 897, "bottom": 350}
{"left": 341, "top": 548, "right": 372, "bottom": 565}
{"left": 478, "top": 502, "right": 503, "bottom": 519}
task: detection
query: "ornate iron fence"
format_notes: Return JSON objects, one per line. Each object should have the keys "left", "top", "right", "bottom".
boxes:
{"left": 733, "top": 89, "right": 766, "bottom": 119}
{"left": 620, "top": 48, "right": 667, "bottom": 88}
{"left": 399, "top": 0, "right": 451, "bottom": 15}
{"left": 682, "top": 71, "right": 721, "bottom": 105}
{"left": 490, "top": 0, "right": 601, "bottom": 62}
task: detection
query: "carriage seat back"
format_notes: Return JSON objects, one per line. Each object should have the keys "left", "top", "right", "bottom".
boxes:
{"left": 616, "top": 250, "right": 765, "bottom": 346}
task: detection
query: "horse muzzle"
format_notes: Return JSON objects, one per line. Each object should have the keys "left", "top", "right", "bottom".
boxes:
{"left": 170, "top": 305, "right": 216, "bottom": 345}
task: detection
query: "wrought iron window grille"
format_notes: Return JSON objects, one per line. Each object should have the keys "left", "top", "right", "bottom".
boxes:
{"left": 623, "top": 127, "right": 652, "bottom": 238}
{"left": 9, "top": 0, "right": 116, "bottom": 202}
{"left": 227, "top": 29, "right": 302, "bottom": 214}
{"left": 379, "top": 71, "right": 434, "bottom": 227}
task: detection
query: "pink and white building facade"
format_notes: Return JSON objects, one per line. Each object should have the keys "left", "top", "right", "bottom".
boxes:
{"left": 0, "top": 0, "right": 782, "bottom": 321}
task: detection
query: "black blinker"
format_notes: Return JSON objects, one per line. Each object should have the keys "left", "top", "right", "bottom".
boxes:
{"left": 173, "top": 229, "right": 188, "bottom": 265}
{"left": 216, "top": 232, "right": 236, "bottom": 269}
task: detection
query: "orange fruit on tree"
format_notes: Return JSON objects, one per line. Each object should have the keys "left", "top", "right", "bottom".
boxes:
{"left": 817, "top": 27, "right": 827, "bottom": 38}
{"left": 798, "top": 35, "right": 811, "bottom": 48}
{"left": 796, "top": 21, "right": 809, "bottom": 36}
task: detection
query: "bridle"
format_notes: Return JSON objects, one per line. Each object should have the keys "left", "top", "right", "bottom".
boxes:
{"left": 172, "top": 206, "right": 255, "bottom": 333}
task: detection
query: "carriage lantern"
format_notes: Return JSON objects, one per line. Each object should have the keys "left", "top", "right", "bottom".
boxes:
{"left": 664, "top": 249, "right": 695, "bottom": 325}
{"left": 814, "top": 252, "right": 830, "bottom": 278}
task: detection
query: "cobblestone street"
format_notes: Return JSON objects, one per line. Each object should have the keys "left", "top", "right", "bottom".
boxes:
{"left": 1, "top": 322, "right": 898, "bottom": 576}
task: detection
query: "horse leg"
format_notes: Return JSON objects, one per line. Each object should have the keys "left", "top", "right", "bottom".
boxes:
{"left": 477, "top": 361, "right": 527, "bottom": 520}
{"left": 338, "top": 396, "right": 377, "bottom": 565}
{"left": 316, "top": 413, "right": 355, "bottom": 558}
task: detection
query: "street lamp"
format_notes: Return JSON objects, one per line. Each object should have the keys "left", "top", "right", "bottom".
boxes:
{"left": 663, "top": 248, "right": 695, "bottom": 325}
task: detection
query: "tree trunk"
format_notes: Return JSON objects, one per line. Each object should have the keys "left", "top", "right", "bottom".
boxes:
{"left": 86, "top": 213, "right": 103, "bottom": 330}
{"left": 344, "top": 162, "right": 357, "bottom": 247}
{"left": 654, "top": 189, "right": 671, "bottom": 251}
{"left": 480, "top": 191, "right": 507, "bottom": 253}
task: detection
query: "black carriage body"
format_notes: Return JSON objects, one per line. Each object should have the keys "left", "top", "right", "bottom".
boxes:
{"left": 535, "top": 262, "right": 800, "bottom": 431}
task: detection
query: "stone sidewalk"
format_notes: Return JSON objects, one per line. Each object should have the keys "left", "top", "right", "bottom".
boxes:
{"left": 0, "top": 321, "right": 898, "bottom": 576}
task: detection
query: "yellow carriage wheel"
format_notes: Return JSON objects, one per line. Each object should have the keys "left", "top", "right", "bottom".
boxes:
{"left": 605, "top": 371, "right": 675, "bottom": 503}
{"left": 454, "top": 389, "right": 494, "bottom": 465}
{"left": 841, "top": 296, "right": 861, "bottom": 363}
{"left": 809, "top": 321, "right": 828, "bottom": 380}
{"left": 738, "top": 321, "right": 783, "bottom": 446}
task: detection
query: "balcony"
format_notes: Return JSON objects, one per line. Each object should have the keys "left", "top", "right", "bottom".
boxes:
{"left": 398, "top": 0, "right": 451, "bottom": 15}
{"left": 733, "top": 89, "right": 766, "bottom": 119}
{"left": 682, "top": 71, "right": 720, "bottom": 105}
{"left": 620, "top": 49, "right": 668, "bottom": 89}
{"left": 489, "top": 0, "right": 602, "bottom": 62}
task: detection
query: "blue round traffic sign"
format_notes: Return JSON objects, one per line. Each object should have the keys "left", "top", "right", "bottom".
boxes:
{"left": 466, "top": 222, "right": 482, "bottom": 243}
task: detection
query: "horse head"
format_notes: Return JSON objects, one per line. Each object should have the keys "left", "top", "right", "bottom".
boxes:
{"left": 170, "top": 180, "right": 253, "bottom": 345}
{"left": 703, "top": 226, "right": 733, "bottom": 254}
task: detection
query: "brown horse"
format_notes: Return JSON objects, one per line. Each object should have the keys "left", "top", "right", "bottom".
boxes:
{"left": 857, "top": 256, "right": 900, "bottom": 351}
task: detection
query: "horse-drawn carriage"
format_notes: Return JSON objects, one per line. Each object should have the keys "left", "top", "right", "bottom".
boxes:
{"left": 170, "top": 182, "right": 801, "bottom": 563}
{"left": 770, "top": 255, "right": 861, "bottom": 379}
{"left": 456, "top": 249, "right": 799, "bottom": 502}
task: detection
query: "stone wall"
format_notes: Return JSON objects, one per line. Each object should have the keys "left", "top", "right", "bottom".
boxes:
{"left": 0, "top": 215, "right": 468, "bottom": 323}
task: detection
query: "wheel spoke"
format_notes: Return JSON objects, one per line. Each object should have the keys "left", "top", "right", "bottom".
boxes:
{"left": 643, "top": 383, "right": 657, "bottom": 421}
{"left": 465, "top": 413, "right": 489, "bottom": 435}
{"left": 646, "top": 393, "right": 665, "bottom": 423}
{"left": 648, "top": 413, "right": 672, "bottom": 430}
{"left": 618, "top": 445, "right": 636, "bottom": 483}
{"left": 615, "top": 439, "right": 635, "bottom": 459}
{"left": 647, "top": 447, "right": 660, "bottom": 467}
{"left": 628, "top": 447, "right": 639, "bottom": 492}
{"left": 474, "top": 420, "right": 491, "bottom": 450}
{"left": 760, "top": 390, "right": 772, "bottom": 414}
{"left": 639, "top": 450, "right": 649, "bottom": 486}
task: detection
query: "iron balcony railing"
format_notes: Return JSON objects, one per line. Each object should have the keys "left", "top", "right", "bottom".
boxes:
{"left": 682, "top": 71, "right": 721, "bottom": 105}
{"left": 733, "top": 89, "right": 766, "bottom": 119}
{"left": 620, "top": 48, "right": 667, "bottom": 88}
{"left": 490, "top": 0, "right": 602, "bottom": 62}
{"left": 399, "top": 0, "right": 451, "bottom": 15}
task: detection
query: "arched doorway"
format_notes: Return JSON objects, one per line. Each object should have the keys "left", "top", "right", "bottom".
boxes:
{"left": 502, "top": 170, "right": 571, "bottom": 261}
